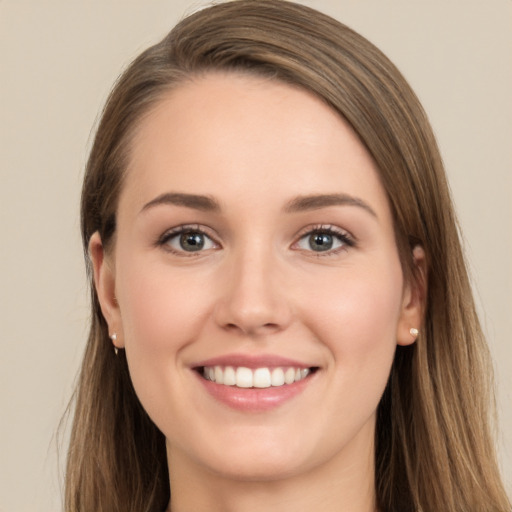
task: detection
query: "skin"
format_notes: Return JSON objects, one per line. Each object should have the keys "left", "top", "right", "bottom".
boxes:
{"left": 90, "top": 73, "right": 424, "bottom": 512}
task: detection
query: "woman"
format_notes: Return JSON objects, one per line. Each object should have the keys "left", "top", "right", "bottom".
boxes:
{"left": 66, "top": 1, "right": 510, "bottom": 511}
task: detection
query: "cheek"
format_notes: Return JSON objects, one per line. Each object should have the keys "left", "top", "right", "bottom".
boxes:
{"left": 301, "top": 260, "right": 403, "bottom": 375}
{"left": 114, "top": 253, "right": 215, "bottom": 410}
{"left": 116, "top": 255, "right": 209, "bottom": 351}
{"left": 307, "top": 262, "right": 404, "bottom": 439}
{"left": 113, "top": 253, "right": 218, "bottom": 433}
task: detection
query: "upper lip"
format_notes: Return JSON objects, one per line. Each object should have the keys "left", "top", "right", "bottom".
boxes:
{"left": 192, "top": 353, "right": 316, "bottom": 369}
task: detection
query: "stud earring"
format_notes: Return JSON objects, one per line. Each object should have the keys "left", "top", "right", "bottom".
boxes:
{"left": 110, "top": 332, "right": 119, "bottom": 355}
{"left": 410, "top": 327, "right": 419, "bottom": 338}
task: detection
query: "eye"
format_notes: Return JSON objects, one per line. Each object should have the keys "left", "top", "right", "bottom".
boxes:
{"left": 159, "top": 227, "right": 218, "bottom": 254}
{"left": 294, "top": 226, "right": 354, "bottom": 254}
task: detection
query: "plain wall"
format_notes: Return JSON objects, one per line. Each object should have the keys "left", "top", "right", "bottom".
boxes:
{"left": 1, "top": 1, "right": 510, "bottom": 510}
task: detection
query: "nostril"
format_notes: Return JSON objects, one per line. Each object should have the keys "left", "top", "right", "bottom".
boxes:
{"left": 222, "top": 321, "right": 281, "bottom": 336}
{"left": 225, "top": 323, "right": 242, "bottom": 333}
{"left": 213, "top": 290, "right": 292, "bottom": 335}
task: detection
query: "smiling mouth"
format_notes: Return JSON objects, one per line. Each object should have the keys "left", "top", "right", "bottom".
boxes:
{"left": 197, "top": 366, "right": 318, "bottom": 388}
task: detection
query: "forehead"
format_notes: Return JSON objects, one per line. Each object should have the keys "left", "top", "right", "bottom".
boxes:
{"left": 121, "top": 72, "right": 389, "bottom": 219}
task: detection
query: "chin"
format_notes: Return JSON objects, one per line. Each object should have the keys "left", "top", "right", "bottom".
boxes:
{"left": 206, "top": 453, "right": 308, "bottom": 483}
{"left": 177, "top": 428, "right": 315, "bottom": 482}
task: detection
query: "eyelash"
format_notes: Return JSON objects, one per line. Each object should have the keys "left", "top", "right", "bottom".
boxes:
{"left": 156, "top": 224, "right": 219, "bottom": 256}
{"left": 156, "top": 223, "right": 356, "bottom": 256}
{"left": 293, "top": 224, "right": 356, "bottom": 257}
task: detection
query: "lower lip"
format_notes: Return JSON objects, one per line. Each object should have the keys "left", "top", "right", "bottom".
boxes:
{"left": 195, "top": 371, "right": 315, "bottom": 412}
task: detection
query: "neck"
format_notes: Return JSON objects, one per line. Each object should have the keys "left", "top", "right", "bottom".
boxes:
{"left": 166, "top": 422, "right": 377, "bottom": 512}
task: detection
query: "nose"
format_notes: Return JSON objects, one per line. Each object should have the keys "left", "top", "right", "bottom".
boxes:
{"left": 213, "top": 248, "right": 292, "bottom": 337}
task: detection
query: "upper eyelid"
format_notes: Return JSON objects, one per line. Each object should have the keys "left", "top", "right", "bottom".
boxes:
{"left": 159, "top": 224, "right": 216, "bottom": 239}
{"left": 292, "top": 224, "right": 356, "bottom": 252}
{"left": 157, "top": 224, "right": 221, "bottom": 248}
{"left": 294, "top": 223, "right": 354, "bottom": 240}
{"left": 156, "top": 223, "right": 355, "bottom": 248}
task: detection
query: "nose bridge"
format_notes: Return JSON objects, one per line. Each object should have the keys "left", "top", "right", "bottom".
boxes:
{"left": 215, "top": 236, "right": 290, "bottom": 335}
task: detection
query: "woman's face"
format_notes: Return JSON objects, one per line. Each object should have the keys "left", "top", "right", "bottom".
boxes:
{"left": 92, "top": 73, "right": 421, "bottom": 482}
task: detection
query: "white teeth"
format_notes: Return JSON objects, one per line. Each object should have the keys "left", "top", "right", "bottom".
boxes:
{"left": 223, "top": 366, "right": 236, "bottom": 385}
{"left": 271, "top": 367, "right": 285, "bottom": 386}
{"left": 236, "top": 367, "right": 253, "bottom": 388}
{"left": 253, "top": 368, "right": 271, "bottom": 388}
{"left": 202, "top": 365, "right": 313, "bottom": 388}
{"left": 284, "top": 367, "right": 295, "bottom": 384}
{"left": 214, "top": 366, "right": 223, "bottom": 383}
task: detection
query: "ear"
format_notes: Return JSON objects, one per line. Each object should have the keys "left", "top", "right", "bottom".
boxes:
{"left": 396, "top": 245, "right": 427, "bottom": 346}
{"left": 89, "top": 232, "right": 124, "bottom": 348}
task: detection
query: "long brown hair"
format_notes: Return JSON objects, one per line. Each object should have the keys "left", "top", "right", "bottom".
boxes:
{"left": 67, "top": 1, "right": 510, "bottom": 511}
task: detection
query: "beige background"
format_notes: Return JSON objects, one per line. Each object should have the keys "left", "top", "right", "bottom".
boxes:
{"left": 1, "top": 1, "right": 510, "bottom": 510}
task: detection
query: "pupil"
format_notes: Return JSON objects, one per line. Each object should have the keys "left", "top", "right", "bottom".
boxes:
{"left": 310, "top": 233, "right": 333, "bottom": 251}
{"left": 180, "top": 233, "right": 204, "bottom": 251}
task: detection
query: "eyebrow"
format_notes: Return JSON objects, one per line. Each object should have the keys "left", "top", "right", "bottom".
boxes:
{"left": 140, "top": 191, "right": 376, "bottom": 218}
{"left": 284, "top": 193, "right": 377, "bottom": 217}
{"left": 140, "top": 192, "right": 221, "bottom": 213}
